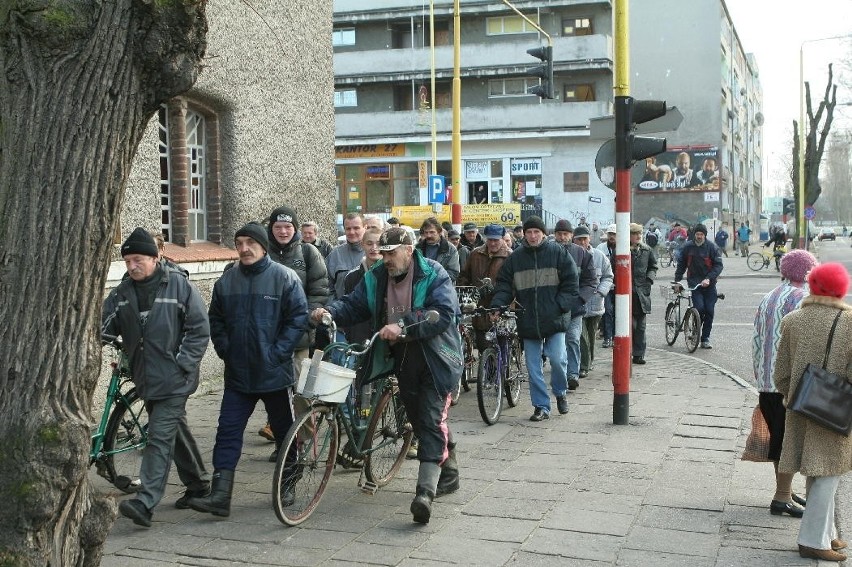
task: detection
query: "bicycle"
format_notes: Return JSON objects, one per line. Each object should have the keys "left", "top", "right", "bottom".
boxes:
{"left": 271, "top": 314, "right": 438, "bottom": 526}
{"left": 659, "top": 241, "right": 677, "bottom": 268}
{"left": 474, "top": 305, "right": 526, "bottom": 425}
{"left": 454, "top": 285, "right": 481, "bottom": 403}
{"left": 90, "top": 336, "right": 149, "bottom": 493}
{"left": 661, "top": 283, "right": 725, "bottom": 352}
{"left": 747, "top": 246, "right": 786, "bottom": 272}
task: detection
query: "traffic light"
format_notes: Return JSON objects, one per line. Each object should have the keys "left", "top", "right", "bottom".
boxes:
{"left": 526, "top": 46, "right": 553, "bottom": 99}
{"left": 615, "top": 96, "right": 667, "bottom": 169}
{"left": 783, "top": 197, "right": 795, "bottom": 214}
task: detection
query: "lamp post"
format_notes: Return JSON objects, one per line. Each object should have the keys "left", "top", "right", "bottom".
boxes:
{"left": 798, "top": 34, "right": 852, "bottom": 249}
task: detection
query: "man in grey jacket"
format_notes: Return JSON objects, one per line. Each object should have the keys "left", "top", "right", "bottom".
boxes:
{"left": 102, "top": 227, "right": 211, "bottom": 528}
{"left": 573, "top": 226, "right": 613, "bottom": 377}
{"left": 416, "top": 216, "right": 460, "bottom": 283}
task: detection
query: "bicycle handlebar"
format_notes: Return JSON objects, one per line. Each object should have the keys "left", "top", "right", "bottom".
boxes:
{"left": 321, "top": 310, "right": 440, "bottom": 354}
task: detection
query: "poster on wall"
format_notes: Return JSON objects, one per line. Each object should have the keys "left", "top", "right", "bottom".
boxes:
{"left": 633, "top": 146, "right": 720, "bottom": 192}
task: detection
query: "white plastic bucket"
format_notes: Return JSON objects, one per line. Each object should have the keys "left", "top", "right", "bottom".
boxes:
{"left": 296, "top": 358, "right": 356, "bottom": 403}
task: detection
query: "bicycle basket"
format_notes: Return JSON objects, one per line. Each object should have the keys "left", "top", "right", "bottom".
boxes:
{"left": 659, "top": 284, "right": 679, "bottom": 302}
{"left": 456, "top": 286, "right": 480, "bottom": 313}
{"left": 297, "top": 357, "right": 356, "bottom": 403}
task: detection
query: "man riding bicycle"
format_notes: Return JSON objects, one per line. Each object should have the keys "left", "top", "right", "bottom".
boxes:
{"left": 673, "top": 224, "right": 724, "bottom": 349}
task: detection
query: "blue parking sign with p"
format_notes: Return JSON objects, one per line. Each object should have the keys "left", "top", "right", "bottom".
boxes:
{"left": 429, "top": 175, "right": 445, "bottom": 204}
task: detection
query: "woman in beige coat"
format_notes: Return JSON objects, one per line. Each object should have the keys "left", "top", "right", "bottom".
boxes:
{"left": 774, "top": 262, "right": 852, "bottom": 562}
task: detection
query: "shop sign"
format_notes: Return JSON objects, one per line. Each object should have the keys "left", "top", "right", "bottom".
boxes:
{"left": 391, "top": 204, "right": 523, "bottom": 228}
{"left": 465, "top": 160, "right": 489, "bottom": 179}
{"left": 335, "top": 144, "right": 406, "bottom": 159}
{"left": 510, "top": 158, "right": 541, "bottom": 175}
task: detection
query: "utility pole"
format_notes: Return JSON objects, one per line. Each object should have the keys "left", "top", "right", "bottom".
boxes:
{"left": 451, "top": 0, "right": 462, "bottom": 230}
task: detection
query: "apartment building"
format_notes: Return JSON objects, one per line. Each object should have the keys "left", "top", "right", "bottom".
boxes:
{"left": 333, "top": 0, "right": 762, "bottom": 232}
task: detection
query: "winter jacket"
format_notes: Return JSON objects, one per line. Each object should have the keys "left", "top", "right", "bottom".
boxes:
{"left": 457, "top": 245, "right": 471, "bottom": 271}
{"left": 674, "top": 240, "right": 723, "bottom": 287}
{"left": 491, "top": 239, "right": 579, "bottom": 339}
{"left": 309, "top": 238, "right": 333, "bottom": 259}
{"left": 560, "top": 242, "right": 598, "bottom": 318}
{"left": 461, "top": 233, "right": 485, "bottom": 251}
{"left": 585, "top": 247, "right": 614, "bottom": 317}
{"left": 326, "top": 251, "right": 463, "bottom": 397}
{"left": 596, "top": 241, "right": 617, "bottom": 285}
{"left": 457, "top": 242, "right": 510, "bottom": 331}
{"left": 775, "top": 295, "right": 852, "bottom": 477}
{"left": 267, "top": 232, "right": 330, "bottom": 350}
{"left": 102, "top": 262, "right": 210, "bottom": 401}
{"left": 416, "top": 237, "right": 460, "bottom": 283}
{"left": 326, "top": 241, "right": 365, "bottom": 299}
{"left": 209, "top": 255, "right": 309, "bottom": 393}
{"left": 631, "top": 243, "right": 657, "bottom": 314}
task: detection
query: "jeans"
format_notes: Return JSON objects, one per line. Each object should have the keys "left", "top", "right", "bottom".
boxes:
{"left": 524, "top": 333, "right": 568, "bottom": 414}
{"left": 690, "top": 285, "right": 718, "bottom": 342}
{"left": 564, "top": 316, "right": 583, "bottom": 379}
{"left": 601, "top": 291, "right": 615, "bottom": 340}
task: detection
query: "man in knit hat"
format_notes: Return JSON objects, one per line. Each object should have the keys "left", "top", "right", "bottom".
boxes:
{"left": 674, "top": 223, "right": 723, "bottom": 349}
{"left": 491, "top": 215, "right": 580, "bottom": 420}
{"left": 102, "top": 227, "right": 211, "bottom": 527}
{"left": 188, "top": 222, "right": 308, "bottom": 518}
{"left": 751, "top": 249, "right": 818, "bottom": 521}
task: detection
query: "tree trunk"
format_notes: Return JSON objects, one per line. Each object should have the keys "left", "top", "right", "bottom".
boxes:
{"left": 0, "top": 2, "right": 206, "bottom": 564}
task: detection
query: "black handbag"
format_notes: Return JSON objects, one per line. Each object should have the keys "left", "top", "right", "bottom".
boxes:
{"left": 788, "top": 311, "right": 852, "bottom": 436}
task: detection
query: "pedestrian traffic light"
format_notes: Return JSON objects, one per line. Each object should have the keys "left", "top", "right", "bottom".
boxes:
{"left": 526, "top": 45, "right": 553, "bottom": 99}
{"left": 615, "top": 96, "right": 667, "bottom": 169}
{"left": 783, "top": 197, "right": 795, "bottom": 214}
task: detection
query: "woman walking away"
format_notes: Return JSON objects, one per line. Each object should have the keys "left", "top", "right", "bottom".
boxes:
{"left": 774, "top": 262, "right": 852, "bottom": 562}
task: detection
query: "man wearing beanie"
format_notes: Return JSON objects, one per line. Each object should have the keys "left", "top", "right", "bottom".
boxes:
{"left": 103, "top": 227, "right": 211, "bottom": 527}
{"left": 674, "top": 223, "right": 723, "bottom": 349}
{"left": 189, "top": 223, "right": 308, "bottom": 518}
{"left": 751, "top": 249, "right": 818, "bottom": 522}
{"left": 258, "top": 206, "right": 329, "bottom": 453}
{"left": 773, "top": 262, "right": 852, "bottom": 562}
{"left": 491, "top": 215, "right": 580, "bottom": 420}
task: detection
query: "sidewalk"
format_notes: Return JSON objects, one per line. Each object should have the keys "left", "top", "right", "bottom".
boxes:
{"left": 100, "top": 348, "right": 830, "bottom": 567}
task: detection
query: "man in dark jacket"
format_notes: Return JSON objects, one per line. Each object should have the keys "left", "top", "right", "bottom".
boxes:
{"left": 102, "top": 228, "right": 211, "bottom": 528}
{"left": 260, "top": 205, "right": 329, "bottom": 453}
{"left": 491, "top": 216, "right": 579, "bottom": 421}
{"left": 300, "top": 220, "right": 333, "bottom": 258}
{"left": 188, "top": 222, "right": 308, "bottom": 518}
{"left": 416, "top": 216, "right": 460, "bottom": 283}
{"left": 630, "top": 223, "right": 658, "bottom": 364}
{"left": 461, "top": 222, "right": 485, "bottom": 251}
{"left": 313, "top": 227, "right": 463, "bottom": 525}
{"left": 674, "top": 223, "right": 723, "bottom": 349}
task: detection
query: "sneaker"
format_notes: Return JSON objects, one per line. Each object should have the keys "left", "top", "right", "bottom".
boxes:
{"left": 700, "top": 341, "right": 713, "bottom": 349}
{"left": 406, "top": 439, "right": 419, "bottom": 459}
{"left": 119, "top": 499, "right": 152, "bottom": 528}
{"left": 258, "top": 423, "right": 275, "bottom": 442}
{"left": 529, "top": 407, "right": 550, "bottom": 422}
{"left": 567, "top": 377, "right": 580, "bottom": 391}
{"left": 556, "top": 396, "right": 569, "bottom": 415}
{"left": 579, "top": 370, "right": 588, "bottom": 378}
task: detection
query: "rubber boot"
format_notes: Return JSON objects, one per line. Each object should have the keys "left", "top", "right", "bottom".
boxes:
{"left": 411, "top": 462, "right": 440, "bottom": 524}
{"left": 187, "top": 469, "right": 234, "bottom": 517}
{"left": 435, "top": 442, "right": 459, "bottom": 497}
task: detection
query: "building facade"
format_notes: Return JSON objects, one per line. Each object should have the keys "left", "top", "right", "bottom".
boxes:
{"left": 333, "top": 0, "right": 762, "bottom": 233}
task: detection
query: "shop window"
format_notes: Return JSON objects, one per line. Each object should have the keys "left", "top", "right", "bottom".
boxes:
{"left": 563, "top": 84, "right": 595, "bottom": 102}
{"left": 562, "top": 17, "right": 592, "bottom": 36}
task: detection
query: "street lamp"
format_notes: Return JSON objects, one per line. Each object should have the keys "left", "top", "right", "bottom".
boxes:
{"left": 798, "top": 34, "right": 852, "bottom": 249}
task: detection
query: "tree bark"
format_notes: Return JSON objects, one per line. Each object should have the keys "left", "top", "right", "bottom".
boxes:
{"left": 0, "top": 1, "right": 206, "bottom": 564}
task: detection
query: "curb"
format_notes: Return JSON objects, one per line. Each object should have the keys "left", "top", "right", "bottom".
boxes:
{"left": 646, "top": 346, "right": 758, "bottom": 395}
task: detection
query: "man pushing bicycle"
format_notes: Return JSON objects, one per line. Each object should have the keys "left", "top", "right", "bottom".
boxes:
{"left": 674, "top": 223, "right": 724, "bottom": 349}
{"left": 311, "top": 227, "right": 462, "bottom": 524}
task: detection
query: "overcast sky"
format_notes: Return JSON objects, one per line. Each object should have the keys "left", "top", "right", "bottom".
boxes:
{"left": 724, "top": 0, "right": 852, "bottom": 197}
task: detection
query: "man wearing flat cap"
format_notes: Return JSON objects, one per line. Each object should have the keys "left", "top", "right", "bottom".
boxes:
{"left": 102, "top": 227, "right": 211, "bottom": 527}
{"left": 629, "top": 222, "right": 657, "bottom": 364}
{"left": 461, "top": 222, "right": 484, "bottom": 252}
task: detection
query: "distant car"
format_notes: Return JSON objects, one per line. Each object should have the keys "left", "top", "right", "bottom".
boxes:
{"left": 818, "top": 228, "right": 836, "bottom": 241}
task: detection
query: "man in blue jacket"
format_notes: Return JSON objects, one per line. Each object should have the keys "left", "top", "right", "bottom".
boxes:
{"left": 313, "top": 227, "right": 463, "bottom": 525}
{"left": 188, "top": 222, "right": 308, "bottom": 518}
{"left": 490, "top": 216, "right": 580, "bottom": 421}
{"left": 674, "top": 223, "right": 724, "bottom": 349}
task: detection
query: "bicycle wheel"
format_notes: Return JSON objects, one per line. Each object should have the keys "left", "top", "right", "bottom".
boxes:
{"left": 660, "top": 252, "right": 672, "bottom": 268}
{"left": 664, "top": 302, "right": 680, "bottom": 346}
{"left": 272, "top": 405, "right": 338, "bottom": 526}
{"left": 102, "top": 388, "right": 148, "bottom": 494}
{"left": 683, "top": 308, "right": 702, "bottom": 353}
{"left": 477, "top": 347, "right": 502, "bottom": 425}
{"left": 363, "top": 386, "right": 413, "bottom": 486}
{"left": 460, "top": 328, "right": 473, "bottom": 392}
{"left": 747, "top": 252, "right": 766, "bottom": 271}
{"left": 504, "top": 337, "right": 525, "bottom": 408}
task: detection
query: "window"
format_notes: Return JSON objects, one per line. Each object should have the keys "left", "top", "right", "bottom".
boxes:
{"left": 332, "top": 27, "right": 355, "bottom": 47}
{"left": 394, "top": 83, "right": 451, "bottom": 110}
{"left": 185, "top": 110, "right": 206, "bottom": 242}
{"left": 488, "top": 78, "right": 538, "bottom": 97}
{"left": 486, "top": 14, "right": 539, "bottom": 35}
{"left": 158, "top": 106, "right": 172, "bottom": 242}
{"left": 563, "top": 84, "right": 595, "bottom": 102}
{"left": 562, "top": 17, "right": 592, "bottom": 36}
{"left": 334, "top": 89, "right": 358, "bottom": 108}
{"left": 392, "top": 25, "right": 412, "bottom": 49}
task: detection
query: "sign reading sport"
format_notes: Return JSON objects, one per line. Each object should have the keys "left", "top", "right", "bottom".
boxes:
{"left": 391, "top": 204, "right": 522, "bottom": 228}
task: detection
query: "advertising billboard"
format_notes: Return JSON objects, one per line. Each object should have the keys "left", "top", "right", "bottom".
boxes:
{"left": 633, "top": 146, "right": 720, "bottom": 192}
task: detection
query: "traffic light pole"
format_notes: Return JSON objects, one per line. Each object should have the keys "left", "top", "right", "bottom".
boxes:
{"left": 612, "top": 0, "right": 631, "bottom": 425}
{"left": 451, "top": 0, "right": 462, "bottom": 229}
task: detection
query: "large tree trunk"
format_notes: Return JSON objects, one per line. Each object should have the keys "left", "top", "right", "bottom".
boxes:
{"left": 0, "top": 2, "right": 206, "bottom": 564}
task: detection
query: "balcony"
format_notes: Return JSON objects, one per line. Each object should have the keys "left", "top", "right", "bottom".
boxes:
{"left": 335, "top": 100, "right": 610, "bottom": 142}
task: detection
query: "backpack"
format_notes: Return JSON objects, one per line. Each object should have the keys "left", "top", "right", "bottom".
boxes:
{"left": 645, "top": 231, "right": 658, "bottom": 247}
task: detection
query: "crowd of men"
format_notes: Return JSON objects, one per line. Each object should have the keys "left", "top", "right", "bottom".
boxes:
{"left": 103, "top": 211, "right": 724, "bottom": 528}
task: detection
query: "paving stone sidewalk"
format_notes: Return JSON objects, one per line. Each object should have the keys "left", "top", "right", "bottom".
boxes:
{"left": 100, "top": 348, "right": 833, "bottom": 566}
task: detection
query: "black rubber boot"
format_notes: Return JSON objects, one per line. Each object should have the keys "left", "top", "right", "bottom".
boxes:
{"left": 187, "top": 469, "right": 234, "bottom": 517}
{"left": 435, "top": 442, "right": 459, "bottom": 497}
{"left": 411, "top": 462, "right": 440, "bottom": 524}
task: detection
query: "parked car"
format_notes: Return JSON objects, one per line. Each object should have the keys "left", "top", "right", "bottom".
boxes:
{"left": 818, "top": 228, "right": 836, "bottom": 241}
